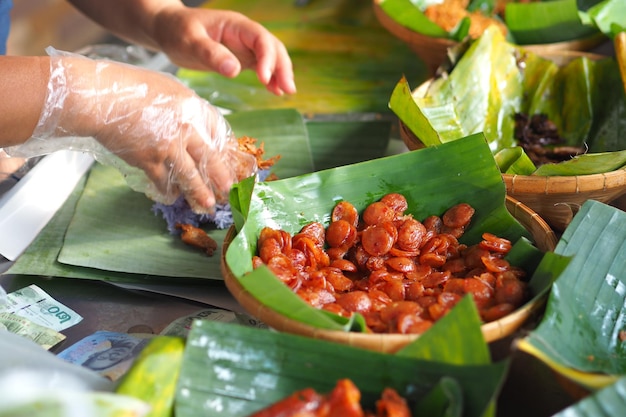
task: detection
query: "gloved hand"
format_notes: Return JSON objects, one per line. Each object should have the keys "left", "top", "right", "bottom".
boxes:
{"left": 5, "top": 47, "right": 257, "bottom": 214}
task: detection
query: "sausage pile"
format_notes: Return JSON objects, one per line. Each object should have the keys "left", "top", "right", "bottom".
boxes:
{"left": 253, "top": 193, "right": 529, "bottom": 334}
{"left": 249, "top": 379, "right": 410, "bottom": 417}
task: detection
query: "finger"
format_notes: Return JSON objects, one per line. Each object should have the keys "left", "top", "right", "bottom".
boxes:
{"left": 141, "top": 160, "right": 182, "bottom": 205}
{"left": 172, "top": 153, "right": 220, "bottom": 213}
{"left": 193, "top": 36, "right": 242, "bottom": 78}
{"left": 255, "top": 39, "right": 295, "bottom": 95}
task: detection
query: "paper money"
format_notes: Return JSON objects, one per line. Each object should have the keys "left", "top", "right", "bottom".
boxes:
{"left": 56, "top": 331, "right": 153, "bottom": 381}
{"left": 0, "top": 313, "right": 66, "bottom": 350}
{"left": 160, "top": 308, "right": 267, "bottom": 338}
{"left": 0, "top": 284, "right": 82, "bottom": 331}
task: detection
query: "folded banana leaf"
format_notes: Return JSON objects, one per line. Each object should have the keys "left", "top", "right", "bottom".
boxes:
{"left": 390, "top": 26, "right": 626, "bottom": 176}
{"left": 517, "top": 200, "right": 626, "bottom": 391}
{"left": 579, "top": 0, "right": 626, "bottom": 37}
{"left": 378, "top": 0, "right": 601, "bottom": 44}
{"left": 5, "top": 109, "right": 392, "bottom": 281}
{"left": 505, "top": 0, "right": 600, "bottom": 44}
{"left": 176, "top": 0, "right": 427, "bottom": 114}
{"left": 225, "top": 133, "right": 566, "bottom": 333}
{"left": 175, "top": 297, "right": 508, "bottom": 417}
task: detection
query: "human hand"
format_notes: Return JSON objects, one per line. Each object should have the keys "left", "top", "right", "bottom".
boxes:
{"left": 149, "top": 6, "right": 296, "bottom": 96}
{"left": 6, "top": 49, "right": 257, "bottom": 213}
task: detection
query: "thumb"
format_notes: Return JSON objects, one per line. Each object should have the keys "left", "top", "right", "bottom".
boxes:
{"left": 197, "top": 40, "right": 241, "bottom": 78}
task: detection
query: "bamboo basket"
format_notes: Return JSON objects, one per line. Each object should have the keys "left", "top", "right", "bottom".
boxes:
{"left": 221, "top": 196, "right": 557, "bottom": 354}
{"left": 372, "top": 0, "right": 606, "bottom": 74}
{"left": 401, "top": 122, "right": 626, "bottom": 232}
{"left": 400, "top": 50, "right": 626, "bottom": 232}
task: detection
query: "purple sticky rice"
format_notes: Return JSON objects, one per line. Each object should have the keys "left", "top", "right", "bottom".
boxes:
{"left": 152, "top": 169, "right": 271, "bottom": 234}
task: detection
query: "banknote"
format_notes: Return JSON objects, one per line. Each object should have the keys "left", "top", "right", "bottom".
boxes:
{"left": 56, "top": 330, "right": 153, "bottom": 381}
{"left": 0, "top": 284, "right": 82, "bottom": 331}
{"left": 0, "top": 313, "right": 66, "bottom": 350}
{"left": 160, "top": 308, "right": 267, "bottom": 338}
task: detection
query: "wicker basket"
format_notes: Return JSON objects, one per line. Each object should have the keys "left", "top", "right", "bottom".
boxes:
{"left": 401, "top": 122, "right": 626, "bottom": 232}
{"left": 400, "top": 51, "right": 626, "bottom": 232}
{"left": 221, "top": 196, "right": 557, "bottom": 354}
{"left": 372, "top": 0, "right": 606, "bottom": 74}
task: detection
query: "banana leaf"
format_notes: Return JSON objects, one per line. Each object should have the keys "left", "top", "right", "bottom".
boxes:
{"left": 175, "top": 298, "right": 508, "bottom": 417}
{"left": 505, "top": 0, "right": 599, "bottom": 44}
{"left": 5, "top": 109, "right": 392, "bottom": 281}
{"left": 533, "top": 150, "right": 626, "bottom": 176}
{"left": 552, "top": 376, "right": 626, "bottom": 417}
{"left": 176, "top": 0, "right": 427, "bottom": 114}
{"left": 377, "top": 0, "right": 449, "bottom": 38}
{"left": 580, "top": 0, "right": 626, "bottom": 37}
{"left": 517, "top": 200, "right": 626, "bottom": 391}
{"left": 3, "top": 174, "right": 151, "bottom": 283}
{"left": 378, "top": 0, "right": 601, "bottom": 43}
{"left": 494, "top": 147, "right": 537, "bottom": 175}
{"left": 225, "top": 133, "right": 565, "bottom": 333}
{"left": 390, "top": 26, "right": 626, "bottom": 176}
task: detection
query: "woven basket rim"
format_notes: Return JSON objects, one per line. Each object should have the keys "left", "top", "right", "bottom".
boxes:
{"left": 221, "top": 196, "right": 556, "bottom": 353}
{"left": 400, "top": 120, "right": 626, "bottom": 188}
{"left": 502, "top": 170, "right": 626, "bottom": 193}
{"left": 372, "top": 0, "right": 606, "bottom": 53}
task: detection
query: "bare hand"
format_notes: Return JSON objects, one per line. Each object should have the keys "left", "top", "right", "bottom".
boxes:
{"left": 151, "top": 7, "right": 296, "bottom": 96}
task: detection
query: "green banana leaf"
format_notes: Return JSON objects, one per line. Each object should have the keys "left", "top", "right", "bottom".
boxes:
{"left": 552, "top": 376, "right": 626, "bottom": 417}
{"left": 377, "top": 0, "right": 449, "bottom": 38}
{"left": 5, "top": 109, "right": 392, "bottom": 281}
{"left": 390, "top": 26, "right": 626, "bottom": 176}
{"left": 225, "top": 133, "right": 565, "bottom": 333}
{"left": 3, "top": 174, "right": 152, "bottom": 283}
{"left": 378, "top": 0, "right": 601, "bottom": 44}
{"left": 176, "top": 0, "right": 427, "bottom": 114}
{"left": 175, "top": 298, "right": 508, "bottom": 417}
{"left": 517, "top": 200, "right": 626, "bottom": 391}
{"left": 533, "top": 150, "right": 626, "bottom": 176}
{"left": 580, "top": 0, "right": 626, "bottom": 37}
{"left": 494, "top": 147, "right": 537, "bottom": 175}
{"left": 505, "top": 0, "right": 599, "bottom": 44}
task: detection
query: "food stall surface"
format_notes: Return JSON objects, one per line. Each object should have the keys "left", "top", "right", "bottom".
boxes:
{"left": 1, "top": 0, "right": 620, "bottom": 416}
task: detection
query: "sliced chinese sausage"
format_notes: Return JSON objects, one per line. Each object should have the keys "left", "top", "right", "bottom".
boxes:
{"left": 332, "top": 201, "right": 359, "bottom": 227}
{"left": 396, "top": 218, "right": 427, "bottom": 251}
{"left": 361, "top": 224, "right": 395, "bottom": 256}
{"left": 326, "top": 219, "right": 357, "bottom": 248}
{"left": 442, "top": 203, "right": 475, "bottom": 228}
{"left": 380, "top": 192, "right": 408, "bottom": 214}
{"left": 252, "top": 193, "right": 529, "bottom": 335}
{"left": 362, "top": 201, "right": 395, "bottom": 226}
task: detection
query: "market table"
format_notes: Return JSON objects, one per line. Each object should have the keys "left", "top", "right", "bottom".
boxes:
{"left": 1, "top": 0, "right": 620, "bottom": 416}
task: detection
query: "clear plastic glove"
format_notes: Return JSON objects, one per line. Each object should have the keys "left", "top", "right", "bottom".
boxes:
{"left": 5, "top": 47, "right": 257, "bottom": 214}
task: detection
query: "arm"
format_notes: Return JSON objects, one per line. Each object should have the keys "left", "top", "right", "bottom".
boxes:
{"left": 0, "top": 52, "right": 256, "bottom": 213}
{"left": 67, "top": 0, "right": 296, "bottom": 95}
{"left": 0, "top": 57, "right": 49, "bottom": 145}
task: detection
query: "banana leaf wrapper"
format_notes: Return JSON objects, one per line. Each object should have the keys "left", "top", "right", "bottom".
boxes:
{"left": 517, "top": 200, "right": 626, "bottom": 391}
{"left": 225, "top": 133, "right": 564, "bottom": 334}
{"left": 390, "top": 26, "right": 626, "bottom": 177}
{"left": 5, "top": 109, "right": 390, "bottom": 281}
{"left": 175, "top": 297, "right": 507, "bottom": 417}
{"left": 378, "top": 0, "right": 603, "bottom": 44}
